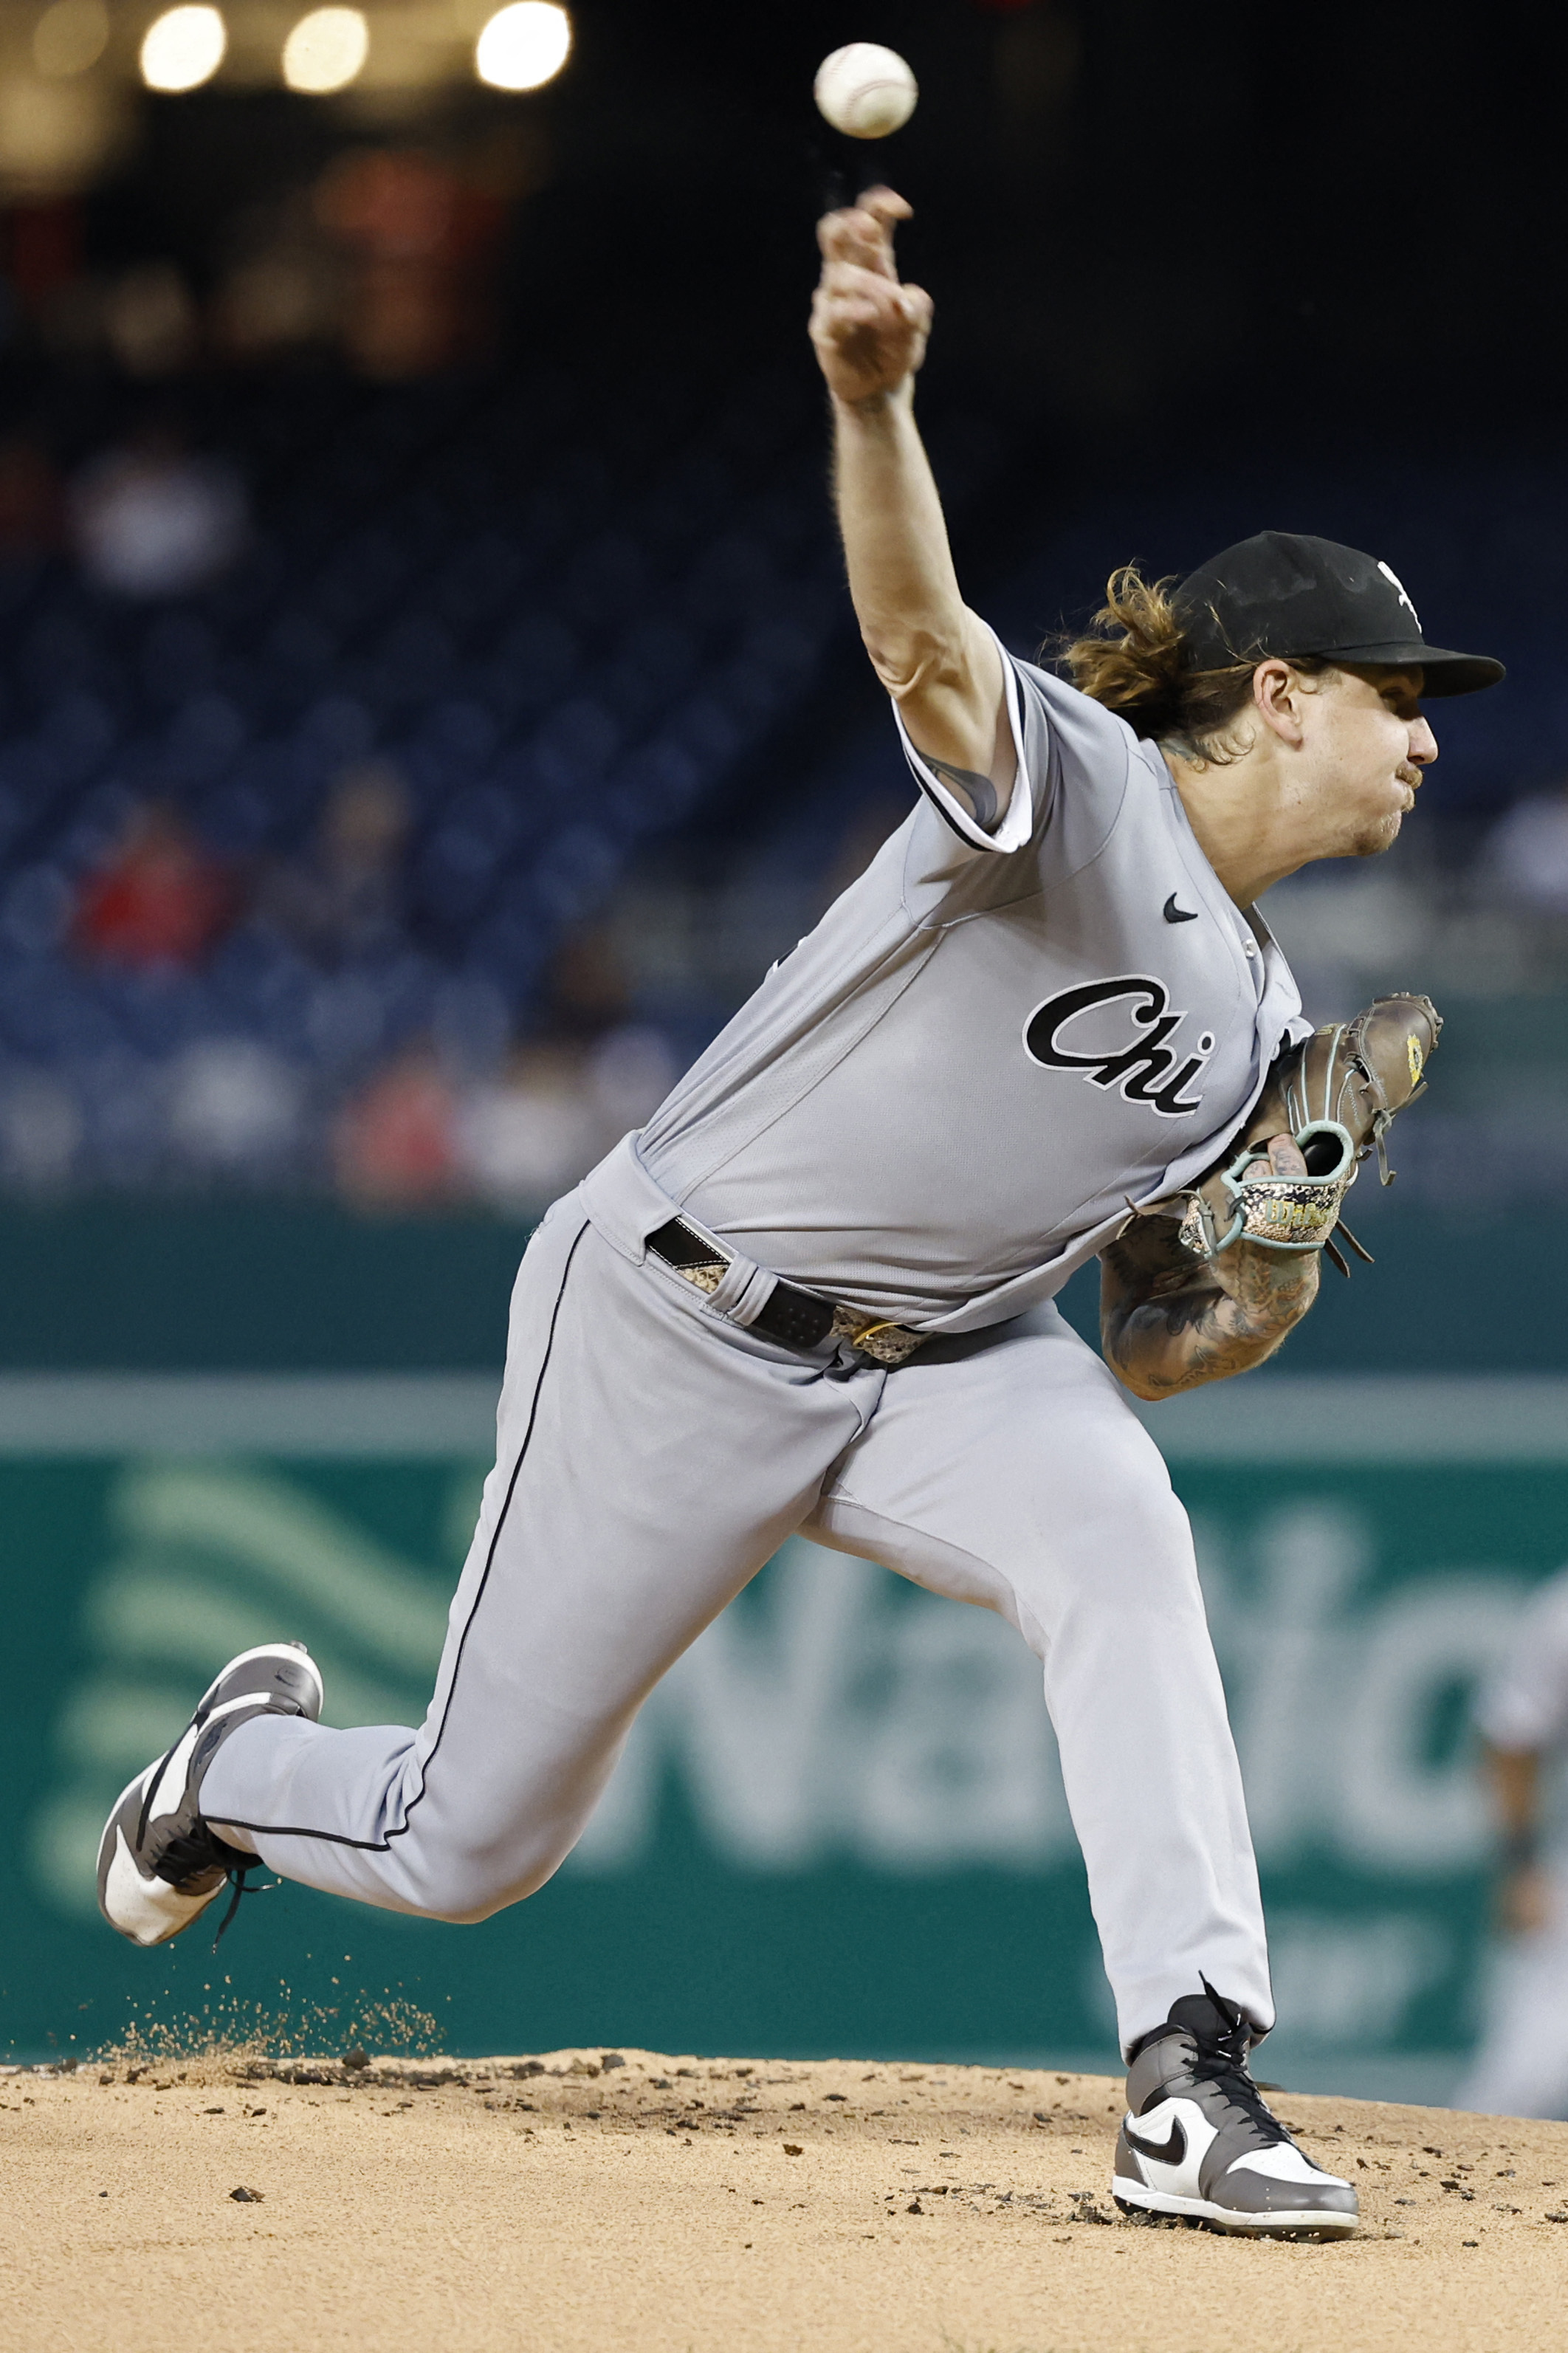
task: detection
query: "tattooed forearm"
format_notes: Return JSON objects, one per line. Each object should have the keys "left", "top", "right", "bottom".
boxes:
{"left": 1152, "top": 1286, "right": 1222, "bottom": 1338}
{"left": 925, "top": 755, "right": 999, "bottom": 831}
{"left": 1098, "top": 1214, "right": 1319, "bottom": 1401}
{"left": 1099, "top": 1131, "right": 1323, "bottom": 1399}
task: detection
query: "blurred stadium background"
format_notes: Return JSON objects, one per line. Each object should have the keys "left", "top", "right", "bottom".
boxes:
{"left": 1, "top": 0, "right": 1565, "bottom": 2100}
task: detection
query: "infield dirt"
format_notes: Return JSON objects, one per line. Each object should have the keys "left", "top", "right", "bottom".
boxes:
{"left": 3, "top": 2046, "right": 1565, "bottom": 2352}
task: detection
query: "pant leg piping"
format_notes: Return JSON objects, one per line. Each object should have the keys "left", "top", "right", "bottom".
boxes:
{"left": 207, "top": 1820, "right": 391, "bottom": 1850}
{"left": 212, "top": 1217, "right": 589, "bottom": 1855}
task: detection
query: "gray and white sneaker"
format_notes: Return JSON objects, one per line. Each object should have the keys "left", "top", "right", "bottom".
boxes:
{"left": 97, "top": 1642, "right": 323, "bottom": 1949}
{"left": 1113, "top": 1986, "right": 1358, "bottom": 2239}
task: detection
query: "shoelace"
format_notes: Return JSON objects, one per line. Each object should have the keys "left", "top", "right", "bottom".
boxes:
{"left": 1187, "top": 1979, "right": 1289, "bottom": 2146}
{"left": 1186, "top": 2034, "right": 1289, "bottom": 2145}
{"left": 212, "top": 1860, "right": 270, "bottom": 1952}
{"left": 157, "top": 1818, "right": 272, "bottom": 1951}
{"left": 141, "top": 1698, "right": 272, "bottom": 1949}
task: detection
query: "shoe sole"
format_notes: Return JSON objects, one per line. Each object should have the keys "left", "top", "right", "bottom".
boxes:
{"left": 1113, "top": 2180, "right": 1358, "bottom": 2239}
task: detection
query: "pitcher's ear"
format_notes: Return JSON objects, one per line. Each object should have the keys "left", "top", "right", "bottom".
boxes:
{"left": 1253, "top": 659, "right": 1310, "bottom": 746}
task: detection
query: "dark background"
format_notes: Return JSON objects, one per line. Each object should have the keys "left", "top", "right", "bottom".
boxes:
{"left": 83, "top": 0, "right": 1568, "bottom": 440}
{"left": 25, "top": 0, "right": 1568, "bottom": 804}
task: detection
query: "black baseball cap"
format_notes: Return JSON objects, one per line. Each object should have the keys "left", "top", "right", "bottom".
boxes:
{"left": 1174, "top": 530, "right": 1504, "bottom": 697}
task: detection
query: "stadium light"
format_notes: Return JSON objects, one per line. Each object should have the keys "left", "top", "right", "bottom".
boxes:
{"left": 475, "top": 1, "right": 571, "bottom": 92}
{"left": 282, "top": 6, "right": 369, "bottom": 94}
{"left": 140, "top": 4, "right": 227, "bottom": 91}
{"left": 32, "top": 0, "right": 111, "bottom": 78}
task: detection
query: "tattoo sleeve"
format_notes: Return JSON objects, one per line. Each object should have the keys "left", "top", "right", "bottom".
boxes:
{"left": 1098, "top": 1212, "right": 1319, "bottom": 1400}
{"left": 924, "top": 755, "right": 999, "bottom": 832}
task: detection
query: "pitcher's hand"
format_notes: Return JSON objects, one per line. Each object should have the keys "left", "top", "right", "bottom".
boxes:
{"left": 1206, "top": 1135, "right": 1322, "bottom": 1333}
{"left": 809, "top": 187, "right": 933, "bottom": 408}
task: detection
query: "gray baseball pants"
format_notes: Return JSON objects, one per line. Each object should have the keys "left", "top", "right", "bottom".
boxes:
{"left": 202, "top": 1137, "right": 1273, "bottom": 2054}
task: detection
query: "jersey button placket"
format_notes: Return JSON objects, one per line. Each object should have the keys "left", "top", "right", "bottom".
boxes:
{"left": 1237, "top": 927, "right": 1264, "bottom": 1001}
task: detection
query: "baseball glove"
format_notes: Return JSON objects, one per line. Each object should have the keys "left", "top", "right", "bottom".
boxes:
{"left": 1169, "top": 992, "right": 1441, "bottom": 1278}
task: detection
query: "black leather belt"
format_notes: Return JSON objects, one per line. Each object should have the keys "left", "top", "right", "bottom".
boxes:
{"left": 646, "top": 1217, "right": 927, "bottom": 1367}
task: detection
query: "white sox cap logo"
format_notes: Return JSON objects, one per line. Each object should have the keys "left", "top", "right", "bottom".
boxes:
{"left": 1376, "top": 560, "right": 1420, "bottom": 629}
{"left": 1024, "top": 977, "right": 1214, "bottom": 1117}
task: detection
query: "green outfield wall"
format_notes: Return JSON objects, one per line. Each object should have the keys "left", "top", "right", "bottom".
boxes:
{"left": 0, "top": 1363, "right": 1557, "bottom": 2103}
{"left": 0, "top": 1196, "right": 1544, "bottom": 1373}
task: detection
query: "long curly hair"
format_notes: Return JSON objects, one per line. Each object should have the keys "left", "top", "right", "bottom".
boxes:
{"left": 1059, "top": 564, "right": 1325, "bottom": 765}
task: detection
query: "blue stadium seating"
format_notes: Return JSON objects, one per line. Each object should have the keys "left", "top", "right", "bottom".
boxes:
{"left": 0, "top": 365, "right": 847, "bottom": 1186}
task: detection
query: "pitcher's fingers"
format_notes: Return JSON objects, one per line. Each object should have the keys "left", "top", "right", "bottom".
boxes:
{"left": 810, "top": 298, "right": 894, "bottom": 350}
{"left": 816, "top": 188, "right": 911, "bottom": 275}
{"left": 813, "top": 264, "right": 912, "bottom": 330}
{"left": 1265, "top": 1133, "right": 1308, "bottom": 1178}
{"left": 811, "top": 289, "right": 905, "bottom": 346}
{"left": 818, "top": 257, "right": 907, "bottom": 301}
{"left": 857, "top": 185, "right": 912, "bottom": 227}
{"left": 816, "top": 208, "right": 897, "bottom": 278}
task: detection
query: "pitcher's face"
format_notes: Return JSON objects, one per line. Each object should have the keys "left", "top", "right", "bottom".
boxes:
{"left": 1304, "top": 665, "right": 1436, "bottom": 858}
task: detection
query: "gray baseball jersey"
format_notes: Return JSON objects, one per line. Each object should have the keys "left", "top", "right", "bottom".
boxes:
{"left": 639, "top": 642, "right": 1309, "bottom": 1331}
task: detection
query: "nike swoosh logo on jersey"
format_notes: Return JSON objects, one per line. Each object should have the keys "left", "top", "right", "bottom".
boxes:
{"left": 1163, "top": 894, "right": 1198, "bottom": 924}
{"left": 1125, "top": 2116, "right": 1186, "bottom": 2166}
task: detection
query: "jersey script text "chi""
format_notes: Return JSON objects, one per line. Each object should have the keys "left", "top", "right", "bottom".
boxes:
{"left": 1023, "top": 977, "right": 1214, "bottom": 1117}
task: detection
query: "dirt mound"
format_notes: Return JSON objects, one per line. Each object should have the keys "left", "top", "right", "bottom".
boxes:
{"left": 3, "top": 2048, "right": 1565, "bottom": 2352}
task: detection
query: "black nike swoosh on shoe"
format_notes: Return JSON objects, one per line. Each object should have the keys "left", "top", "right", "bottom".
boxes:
{"left": 1163, "top": 894, "right": 1199, "bottom": 923}
{"left": 1125, "top": 2118, "right": 1186, "bottom": 2166}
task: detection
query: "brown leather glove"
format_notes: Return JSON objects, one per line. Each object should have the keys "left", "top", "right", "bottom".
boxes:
{"left": 1174, "top": 993, "right": 1441, "bottom": 1277}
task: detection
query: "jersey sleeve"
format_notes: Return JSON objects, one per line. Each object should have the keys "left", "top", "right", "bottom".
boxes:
{"left": 1475, "top": 1566, "right": 1568, "bottom": 1749}
{"left": 890, "top": 629, "right": 1139, "bottom": 868}
{"left": 892, "top": 628, "right": 1036, "bottom": 855}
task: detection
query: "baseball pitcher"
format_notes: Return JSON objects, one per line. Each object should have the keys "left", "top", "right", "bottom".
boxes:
{"left": 97, "top": 188, "right": 1503, "bottom": 2238}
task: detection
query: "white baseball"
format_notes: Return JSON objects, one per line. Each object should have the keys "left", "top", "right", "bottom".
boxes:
{"left": 814, "top": 43, "right": 917, "bottom": 140}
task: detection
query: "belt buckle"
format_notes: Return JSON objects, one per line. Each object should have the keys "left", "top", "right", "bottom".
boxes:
{"left": 832, "top": 1308, "right": 924, "bottom": 1367}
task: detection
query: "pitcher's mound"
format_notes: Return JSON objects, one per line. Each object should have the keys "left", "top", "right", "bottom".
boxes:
{"left": 4, "top": 2047, "right": 1566, "bottom": 2352}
